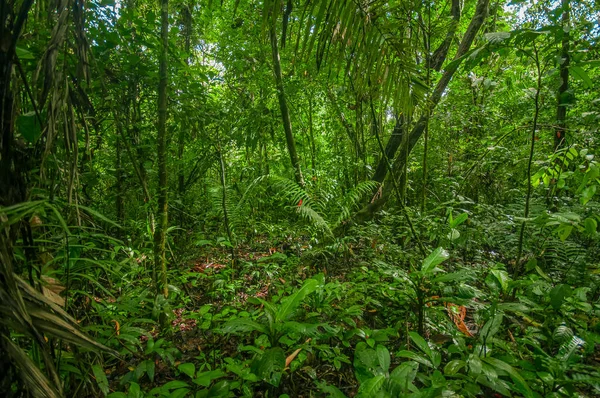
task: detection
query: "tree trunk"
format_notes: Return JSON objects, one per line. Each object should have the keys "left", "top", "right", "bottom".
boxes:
{"left": 269, "top": 19, "right": 305, "bottom": 187}
{"left": 555, "top": 0, "right": 569, "bottom": 150}
{"left": 115, "top": 136, "right": 125, "bottom": 223}
{"left": 154, "top": 0, "right": 169, "bottom": 299}
{"left": 372, "top": 115, "right": 405, "bottom": 183}
{"left": 356, "top": 0, "right": 490, "bottom": 221}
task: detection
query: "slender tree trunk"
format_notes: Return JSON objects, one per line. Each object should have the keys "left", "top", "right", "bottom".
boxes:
{"left": 515, "top": 45, "right": 542, "bottom": 279}
{"left": 115, "top": 136, "right": 125, "bottom": 223}
{"left": 421, "top": 3, "right": 432, "bottom": 213}
{"left": 308, "top": 95, "right": 316, "bottom": 172}
{"left": 555, "top": 0, "right": 569, "bottom": 150}
{"left": 217, "top": 141, "right": 236, "bottom": 271}
{"left": 154, "top": 0, "right": 169, "bottom": 299}
{"left": 269, "top": 19, "right": 305, "bottom": 187}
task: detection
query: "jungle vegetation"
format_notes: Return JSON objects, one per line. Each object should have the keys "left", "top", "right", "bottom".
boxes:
{"left": 1, "top": 0, "right": 600, "bottom": 396}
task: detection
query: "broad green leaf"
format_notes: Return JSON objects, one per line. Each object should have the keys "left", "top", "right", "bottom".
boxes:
{"left": 388, "top": 361, "right": 419, "bottom": 394}
{"left": 221, "top": 318, "right": 268, "bottom": 335}
{"left": 276, "top": 278, "right": 318, "bottom": 321}
{"left": 482, "top": 357, "right": 533, "bottom": 398}
{"left": 251, "top": 348, "right": 285, "bottom": 387}
{"left": 168, "top": 388, "right": 189, "bottom": 398}
{"left": 409, "top": 332, "right": 433, "bottom": 360}
{"left": 450, "top": 213, "right": 468, "bottom": 228}
{"left": 480, "top": 313, "right": 503, "bottom": 342}
{"left": 444, "top": 360, "right": 466, "bottom": 375}
{"left": 356, "top": 375, "right": 385, "bottom": 397}
{"left": 489, "top": 269, "right": 511, "bottom": 293}
{"left": 160, "top": 381, "right": 189, "bottom": 390}
{"left": 376, "top": 345, "right": 390, "bottom": 372}
{"left": 447, "top": 228, "right": 460, "bottom": 241}
{"left": 396, "top": 350, "right": 433, "bottom": 368}
{"left": 194, "top": 369, "right": 226, "bottom": 387}
{"left": 584, "top": 217, "right": 597, "bottom": 234}
{"left": 16, "top": 46, "right": 35, "bottom": 59}
{"left": 431, "top": 271, "right": 470, "bottom": 283}
{"left": 92, "top": 364, "right": 110, "bottom": 396}
{"left": 569, "top": 66, "right": 593, "bottom": 89}
{"left": 178, "top": 362, "right": 196, "bottom": 378}
{"left": 421, "top": 248, "right": 449, "bottom": 274}
{"left": 581, "top": 185, "right": 597, "bottom": 205}
{"left": 206, "top": 380, "right": 231, "bottom": 397}
{"left": 557, "top": 224, "right": 573, "bottom": 241}
{"left": 354, "top": 343, "right": 379, "bottom": 382}
{"left": 146, "top": 361, "right": 155, "bottom": 382}
{"left": 16, "top": 112, "right": 42, "bottom": 143}
{"left": 549, "top": 284, "right": 570, "bottom": 310}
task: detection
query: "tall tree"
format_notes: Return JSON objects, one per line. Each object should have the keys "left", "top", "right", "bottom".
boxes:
{"left": 357, "top": 0, "right": 490, "bottom": 221}
{"left": 269, "top": 4, "right": 305, "bottom": 187}
{"left": 155, "top": 0, "right": 170, "bottom": 298}
{"left": 555, "top": 0, "right": 570, "bottom": 150}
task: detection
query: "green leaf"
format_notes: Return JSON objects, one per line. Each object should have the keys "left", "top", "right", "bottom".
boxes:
{"left": 447, "top": 228, "right": 460, "bottom": 241}
{"left": 549, "top": 284, "right": 570, "bottom": 310}
{"left": 556, "top": 224, "right": 573, "bottom": 241}
{"left": 354, "top": 343, "right": 379, "bottom": 382}
{"left": 388, "top": 361, "right": 419, "bottom": 394}
{"left": 194, "top": 369, "right": 226, "bottom": 387}
{"left": 430, "top": 271, "right": 469, "bottom": 283}
{"left": 251, "top": 348, "right": 286, "bottom": 387}
{"left": 409, "top": 332, "right": 433, "bottom": 360}
{"left": 581, "top": 185, "right": 597, "bottom": 205}
{"left": 480, "top": 313, "right": 503, "bottom": 342}
{"left": 356, "top": 375, "right": 385, "bottom": 397}
{"left": 421, "top": 247, "right": 449, "bottom": 274}
{"left": 450, "top": 213, "right": 468, "bottom": 228}
{"left": 584, "top": 218, "right": 597, "bottom": 234}
{"left": 396, "top": 350, "right": 433, "bottom": 368}
{"left": 316, "top": 380, "right": 348, "bottom": 398}
{"left": 16, "top": 111, "right": 42, "bottom": 143}
{"left": 168, "top": 388, "right": 189, "bottom": 398}
{"left": 160, "top": 381, "right": 189, "bottom": 390}
{"left": 16, "top": 46, "right": 35, "bottom": 59}
{"left": 221, "top": 318, "right": 268, "bottom": 335}
{"left": 205, "top": 380, "right": 231, "bottom": 397}
{"left": 92, "top": 364, "right": 110, "bottom": 396}
{"left": 569, "top": 66, "right": 593, "bottom": 89}
{"left": 178, "top": 362, "right": 196, "bottom": 378}
{"left": 376, "top": 345, "right": 390, "bottom": 372}
{"left": 444, "top": 360, "right": 466, "bottom": 375}
{"left": 482, "top": 357, "right": 533, "bottom": 398}
{"left": 489, "top": 269, "right": 511, "bottom": 293}
{"left": 276, "top": 278, "right": 318, "bottom": 321}
{"left": 146, "top": 361, "right": 155, "bottom": 383}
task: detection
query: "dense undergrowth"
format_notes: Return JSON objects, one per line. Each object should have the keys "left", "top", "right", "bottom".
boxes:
{"left": 3, "top": 151, "right": 600, "bottom": 397}
{"left": 2, "top": 0, "right": 600, "bottom": 396}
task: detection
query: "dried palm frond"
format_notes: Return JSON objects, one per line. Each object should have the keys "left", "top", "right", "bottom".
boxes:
{"left": 0, "top": 202, "right": 118, "bottom": 398}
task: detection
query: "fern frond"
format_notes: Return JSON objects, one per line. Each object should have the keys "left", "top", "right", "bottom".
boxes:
{"left": 297, "top": 205, "right": 334, "bottom": 237}
{"left": 335, "top": 180, "right": 380, "bottom": 227}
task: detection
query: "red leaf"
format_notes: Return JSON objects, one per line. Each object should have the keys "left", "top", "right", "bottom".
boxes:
{"left": 298, "top": 199, "right": 303, "bottom": 207}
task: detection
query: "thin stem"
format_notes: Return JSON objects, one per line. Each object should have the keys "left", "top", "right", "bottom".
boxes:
{"left": 515, "top": 44, "right": 542, "bottom": 279}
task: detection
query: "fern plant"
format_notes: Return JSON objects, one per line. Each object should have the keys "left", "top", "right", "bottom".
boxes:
{"left": 242, "top": 175, "right": 379, "bottom": 239}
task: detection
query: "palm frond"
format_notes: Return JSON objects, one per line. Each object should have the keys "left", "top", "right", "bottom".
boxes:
{"left": 2, "top": 337, "right": 61, "bottom": 398}
{"left": 290, "top": 0, "right": 423, "bottom": 111}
